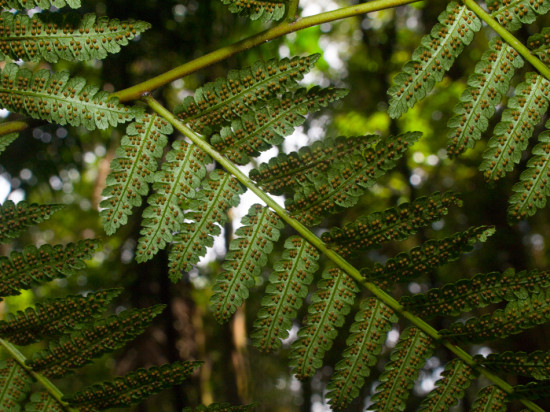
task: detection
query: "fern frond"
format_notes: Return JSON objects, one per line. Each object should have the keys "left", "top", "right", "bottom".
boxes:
{"left": 65, "top": 361, "right": 202, "bottom": 411}
{"left": 326, "top": 298, "right": 397, "bottom": 409}
{"left": 508, "top": 126, "right": 550, "bottom": 220}
{"left": 289, "top": 268, "right": 359, "bottom": 379}
{"left": 417, "top": 359, "right": 475, "bottom": 411}
{"left": 475, "top": 350, "right": 550, "bottom": 380}
{"left": 0, "top": 201, "right": 63, "bottom": 244}
{"left": 0, "top": 289, "right": 121, "bottom": 345}
{"left": 182, "top": 403, "right": 257, "bottom": 412}
{"left": 362, "top": 226, "right": 495, "bottom": 290}
{"left": 168, "top": 170, "right": 244, "bottom": 280}
{"left": 0, "top": 239, "right": 99, "bottom": 297}
{"left": 528, "top": 27, "right": 550, "bottom": 65}
{"left": 0, "top": 132, "right": 18, "bottom": 155}
{"left": 471, "top": 386, "right": 508, "bottom": 412}
{"left": 369, "top": 327, "right": 434, "bottom": 411}
{"left": 0, "top": 12, "right": 150, "bottom": 63}
{"left": 175, "top": 54, "right": 319, "bottom": 135}
{"left": 252, "top": 235, "right": 319, "bottom": 352}
{"left": 0, "top": 0, "right": 80, "bottom": 10}
{"left": 250, "top": 135, "right": 378, "bottom": 196}
{"left": 211, "top": 204, "right": 283, "bottom": 323}
{"left": 441, "top": 288, "right": 550, "bottom": 343}
{"left": 287, "top": 131, "right": 421, "bottom": 226}
{"left": 0, "top": 63, "right": 139, "bottom": 130}
{"left": 220, "top": 0, "right": 286, "bottom": 22}
{"left": 26, "top": 392, "right": 64, "bottom": 412}
{"left": 480, "top": 72, "right": 550, "bottom": 182}
{"left": 321, "top": 191, "right": 462, "bottom": 258}
{"left": 402, "top": 268, "right": 550, "bottom": 318}
{"left": 447, "top": 38, "right": 523, "bottom": 156}
{"left": 212, "top": 87, "right": 348, "bottom": 165}
{"left": 100, "top": 113, "right": 172, "bottom": 235}
{"left": 488, "top": 0, "right": 550, "bottom": 31}
{"left": 26, "top": 304, "right": 164, "bottom": 378}
{"left": 510, "top": 380, "right": 550, "bottom": 400}
{"left": 0, "top": 358, "right": 31, "bottom": 411}
{"left": 135, "top": 141, "right": 209, "bottom": 262}
{"left": 388, "top": 2, "right": 481, "bottom": 118}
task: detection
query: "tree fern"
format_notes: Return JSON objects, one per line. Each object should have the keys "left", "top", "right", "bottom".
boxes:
{"left": 471, "top": 386, "right": 508, "bottom": 412}
{"left": 219, "top": 0, "right": 287, "bottom": 22}
{"left": 0, "top": 200, "right": 63, "bottom": 244}
{"left": 487, "top": 0, "right": 550, "bottom": 31}
{"left": 0, "top": 0, "right": 80, "bottom": 9}
{"left": 388, "top": 2, "right": 481, "bottom": 118}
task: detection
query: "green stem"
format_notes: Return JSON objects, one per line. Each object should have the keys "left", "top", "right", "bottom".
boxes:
{"left": 0, "top": 338, "right": 78, "bottom": 412}
{"left": 145, "top": 95, "right": 543, "bottom": 412}
{"left": 113, "top": 0, "right": 420, "bottom": 102}
{"left": 284, "top": 0, "right": 300, "bottom": 22}
{"left": 463, "top": 0, "right": 550, "bottom": 81}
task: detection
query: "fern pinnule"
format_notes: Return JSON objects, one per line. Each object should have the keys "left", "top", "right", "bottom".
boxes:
{"left": 101, "top": 113, "right": 172, "bottom": 235}
{"left": 65, "top": 361, "right": 203, "bottom": 411}
{"left": 250, "top": 135, "right": 379, "bottom": 196}
{"left": 27, "top": 392, "right": 65, "bottom": 412}
{"left": 0, "top": 200, "right": 63, "bottom": 244}
{"left": 417, "top": 359, "right": 475, "bottom": 411}
{"left": 509, "top": 380, "right": 550, "bottom": 401}
{"left": 168, "top": 170, "right": 243, "bottom": 280}
{"left": 321, "top": 191, "right": 462, "bottom": 258}
{"left": 0, "top": 132, "right": 18, "bottom": 155}
{"left": 480, "top": 72, "right": 550, "bottom": 182}
{"left": 0, "top": 358, "right": 32, "bottom": 410}
{"left": 212, "top": 86, "right": 348, "bottom": 165}
{"left": 0, "top": 63, "right": 139, "bottom": 130}
{"left": 471, "top": 386, "right": 508, "bottom": 412}
{"left": 252, "top": 235, "right": 319, "bottom": 352}
{"left": 447, "top": 38, "right": 523, "bottom": 157}
{"left": 475, "top": 351, "right": 550, "bottom": 380}
{"left": 528, "top": 27, "right": 550, "bottom": 65}
{"left": 211, "top": 204, "right": 283, "bottom": 323}
{"left": 182, "top": 403, "right": 257, "bottom": 411}
{"left": 289, "top": 268, "right": 358, "bottom": 380}
{"left": 487, "top": 0, "right": 550, "bottom": 31}
{"left": 388, "top": 2, "right": 481, "bottom": 119}
{"left": 362, "top": 226, "right": 495, "bottom": 290}
{"left": 287, "top": 131, "right": 421, "bottom": 226}
{"left": 0, "top": 0, "right": 80, "bottom": 10}
{"left": 26, "top": 304, "right": 165, "bottom": 378}
{"left": 0, "top": 239, "right": 99, "bottom": 298}
{"left": 220, "top": 0, "right": 286, "bottom": 22}
{"left": 401, "top": 268, "right": 550, "bottom": 318}
{"left": 0, "top": 12, "right": 150, "bottom": 63}
{"left": 326, "top": 298, "right": 397, "bottom": 409}
{"left": 136, "top": 140, "right": 209, "bottom": 262}
{"left": 369, "top": 326, "right": 434, "bottom": 411}
{"left": 175, "top": 54, "right": 319, "bottom": 135}
{"left": 0, "top": 289, "right": 121, "bottom": 345}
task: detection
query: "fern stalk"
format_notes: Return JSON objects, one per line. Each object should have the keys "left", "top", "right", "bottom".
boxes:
{"left": 0, "top": 338, "right": 77, "bottom": 412}
{"left": 145, "top": 95, "right": 543, "bottom": 412}
{"left": 284, "top": 0, "right": 299, "bottom": 21}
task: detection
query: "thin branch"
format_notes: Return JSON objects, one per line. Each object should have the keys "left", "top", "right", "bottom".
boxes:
{"left": 113, "top": 0, "right": 420, "bottom": 102}
{"left": 145, "top": 95, "right": 544, "bottom": 412}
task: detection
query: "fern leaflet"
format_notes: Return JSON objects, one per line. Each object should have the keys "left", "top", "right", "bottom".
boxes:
{"left": 211, "top": 204, "right": 283, "bottom": 323}
{"left": 0, "top": 201, "right": 63, "bottom": 244}
{"left": 388, "top": 2, "right": 481, "bottom": 118}
{"left": 220, "top": 0, "right": 286, "bottom": 22}
{"left": 471, "top": 386, "right": 508, "bottom": 412}
{"left": 182, "top": 404, "right": 257, "bottom": 412}
{"left": 528, "top": 27, "right": 550, "bottom": 65}
{"left": 252, "top": 235, "right": 319, "bottom": 352}
{"left": 488, "top": 0, "right": 550, "bottom": 31}
{"left": 475, "top": 350, "right": 550, "bottom": 380}
{"left": 0, "top": 132, "right": 17, "bottom": 155}
{"left": 27, "top": 393, "right": 64, "bottom": 412}
{"left": 510, "top": 381, "right": 550, "bottom": 400}
{"left": 0, "top": 358, "right": 32, "bottom": 411}
{"left": 0, "top": 0, "right": 80, "bottom": 9}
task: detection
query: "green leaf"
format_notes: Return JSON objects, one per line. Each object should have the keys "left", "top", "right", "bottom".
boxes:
{"left": 252, "top": 235, "right": 319, "bottom": 352}
{"left": 402, "top": 268, "right": 550, "bottom": 318}
{"left": 388, "top": 2, "right": 481, "bottom": 118}
{"left": 0, "top": 289, "right": 121, "bottom": 345}
{"left": 168, "top": 170, "right": 244, "bottom": 280}
{"left": 510, "top": 380, "right": 550, "bottom": 400}
{"left": 250, "top": 135, "right": 378, "bottom": 196}
{"left": 135, "top": 140, "right": 209, "bottom": 262}
{"left": 0, "top": 63, "right": 139, "bottom": 130}
{"left": 528, "top": 27, "right": 550, "bottom": 66}
{"left": 0, "top": 12, "right": 151, "bottom": 63}
{"left": 418, "top": 359, "right": 475, "bottom": 411}
{"left": 471, "top": 386, "right": 508, "bottom": 412}
{"left": 0, "top": 0, "right": 80, "bottom": 10}
{"left": 100, "top": 113, "right": 172, "bottom": 235}
{"left": 26, "top": 305, "right": 164, "bottom": 378}
{"left": 287, "top": 131, "right": 421, "bottom": 226}
{"left": 289, "top": 268, "right": 359, "bottom": 380}
{"left": 219, "top": 0, "right": 286, "bottom": 22}
{"left": 65, "top": 361, "right": 202, "bottom": 411}
{"left": 182, "top": 403, "right": 257, "bottom": 412}
{"left": 326, "top": 298, "right": 397, "bottom": 409}
{"left": 362, "top": 226, "right": 495, "bottom": 290}
{"left": 0, "top": 239, "right": 99, "bottom": 298}
{"left": 211, "top": 86, "right": 348, "bottom": 165}
{"left": 0, "top": 358, "right": 31, "bottom": 412}
{"left": 369, "top": 327, "right": 434, "bottom": 411}
{"left": 488, "top": 0, "right": 550, "bottom": 31}
{"left": 0, "top": 132, "right": 18, "bottom": 155}
{"left": 475, "top": 350, "right": 550, "bottom": 380}
{"left": 0, "top": 201, "right": 63, "bottom": 244}
{"left": 321, "top": 191, "right": 462, "bottom": 258}
{"left": 447, "top": 37, "right": 523, "bottom": 157}
{"left": 480, "top": 72, "right": 550, "bottom": 182}
{"left": 25, "top": 392, "right": 64, "bottom": 412}
{"left": 211, "top": 204, "right": 283, "bottom": 323}
{"left": 175, "top": 54, "right": 319, "bottom": 135}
